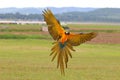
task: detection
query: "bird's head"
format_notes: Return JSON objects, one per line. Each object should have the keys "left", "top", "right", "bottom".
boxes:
{"left": 65, "top": 32, "right": 70, "bottom": 35}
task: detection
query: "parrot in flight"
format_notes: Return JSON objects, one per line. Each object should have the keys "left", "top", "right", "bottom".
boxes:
{"left": 42, "top": 9, "right": 97, "bottom": 75}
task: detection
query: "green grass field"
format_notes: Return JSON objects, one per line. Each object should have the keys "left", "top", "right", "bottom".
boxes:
{"left": 0, "top": 24, "right": 41, "bottom": 32}
{"left": 0, "top": 39, "right": 120, "bottom": 80}
{"left": 68, "top": 23, "right": 120, "bottom": 28}
{"left": 0, "top": 23, "right": 120, "bottom": 32}
{"left": 68, "top": 24, "right": 120, "bottom": 32}
{"left": 0, "top": 23, "right": 120, "bottom": 40}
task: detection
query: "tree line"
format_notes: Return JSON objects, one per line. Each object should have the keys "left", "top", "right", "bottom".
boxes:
{"left": 0, "top": 8, "right": 120, "bottom": 22}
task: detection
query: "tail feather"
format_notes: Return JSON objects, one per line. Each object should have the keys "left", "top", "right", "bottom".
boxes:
{"left": 65, "top": 47, "right": 72, "bottom": 58}
{"left": 67, "top": 43, "right": 76, "bottom": 51}
{"left": 51, "top": 52, "right": 57, "bottom": 61}
{"left": 63, "top": 49, "right": 68, "bottom": 68}
{"left": 50, "top": 41, "right": 75, "bottom": 75}
{"left": 50, "top": 42, "right": 59, "bottom": 56}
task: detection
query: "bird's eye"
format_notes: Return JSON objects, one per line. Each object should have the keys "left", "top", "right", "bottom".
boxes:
{"left": 79, "top": 32, "right": 83, "bottom": 34}
{"left": 65, "top": 32, "right": 70, "bottom": 35}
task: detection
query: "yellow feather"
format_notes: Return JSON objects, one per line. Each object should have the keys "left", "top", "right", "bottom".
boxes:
{"left": 50, "top": 41, "right": 75, "bottom": 75}
{"left": 42, "top": 9, "right": 65, "bottom": 40}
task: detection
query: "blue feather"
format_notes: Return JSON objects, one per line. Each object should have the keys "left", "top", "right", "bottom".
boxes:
{"left": 59, "top": 42, "right": 66, "bottom": 48}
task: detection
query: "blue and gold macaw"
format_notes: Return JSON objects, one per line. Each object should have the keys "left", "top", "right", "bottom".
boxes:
{"left": 42, "top": 9, "right": 97, "bottom": 75}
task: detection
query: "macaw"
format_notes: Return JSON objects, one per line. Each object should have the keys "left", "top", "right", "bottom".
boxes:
{"left": 42, "top": 9, "right": 97, "bottom": 75}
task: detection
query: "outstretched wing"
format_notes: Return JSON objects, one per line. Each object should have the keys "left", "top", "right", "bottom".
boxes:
{"left": 67, "top": 32, "right": 97, "bottom": 46}
{"left": 42, "top": 9, "right": 65, "bottom": 40}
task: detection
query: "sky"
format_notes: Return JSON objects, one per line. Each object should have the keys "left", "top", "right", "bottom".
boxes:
{"left": 0, "top": 0, "right": 120, "bottom": 8}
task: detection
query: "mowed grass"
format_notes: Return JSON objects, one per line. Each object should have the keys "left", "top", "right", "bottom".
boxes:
{"left": 68, "top": 23, "right": 120, "bottom": 29}
{"left": 0, "top": 39, "right": 120, "bottom": 80}
{"left": 0, "top": 24, "right": 41, "bottom": 32}
{"left": 0, "top": 23, "right": 120, "bottom": 33}
{"left": 68, "top": 23, "right": 120, "bottom": 32}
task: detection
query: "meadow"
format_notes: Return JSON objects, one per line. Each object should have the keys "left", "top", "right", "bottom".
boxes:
{"left": 0, "top": 23, "right": 120, "bottom": 80}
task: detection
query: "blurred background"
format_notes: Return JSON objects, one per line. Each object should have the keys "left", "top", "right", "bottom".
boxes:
{"left": 0, "top": 0, "right": 120, "bottom": 80}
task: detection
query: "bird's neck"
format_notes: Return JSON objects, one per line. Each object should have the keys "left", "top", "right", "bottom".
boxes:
{"left": 60, "top": 34, "right": 68, "bottom": 44}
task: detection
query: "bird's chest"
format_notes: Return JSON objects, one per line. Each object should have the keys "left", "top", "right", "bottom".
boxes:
{"left": 60, "top": 34, "right": 68, "bottom": 44}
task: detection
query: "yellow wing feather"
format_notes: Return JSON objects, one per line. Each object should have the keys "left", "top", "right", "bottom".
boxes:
{"left": 42, "top": 9, "right": 65, "bottom": 40}
{"left": 50, "top": 42, "right": 75, "bottom": 75}
{"left": 67, "top": 32, "right": 97, "bottom": 46}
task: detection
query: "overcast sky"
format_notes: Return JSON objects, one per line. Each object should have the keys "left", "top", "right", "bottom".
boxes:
{"left": 0, "top": 0, "right": 120, "bottom": 8}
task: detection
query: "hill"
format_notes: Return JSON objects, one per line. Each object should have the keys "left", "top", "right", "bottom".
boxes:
{"left": 56, "top": 8, "right": 120, "bottom": 22}
{"left": 0, "top": 8, "right": 120, "bottom": 22}
{"left": 0, "top": 7, "right": 96, "bottom": 14}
